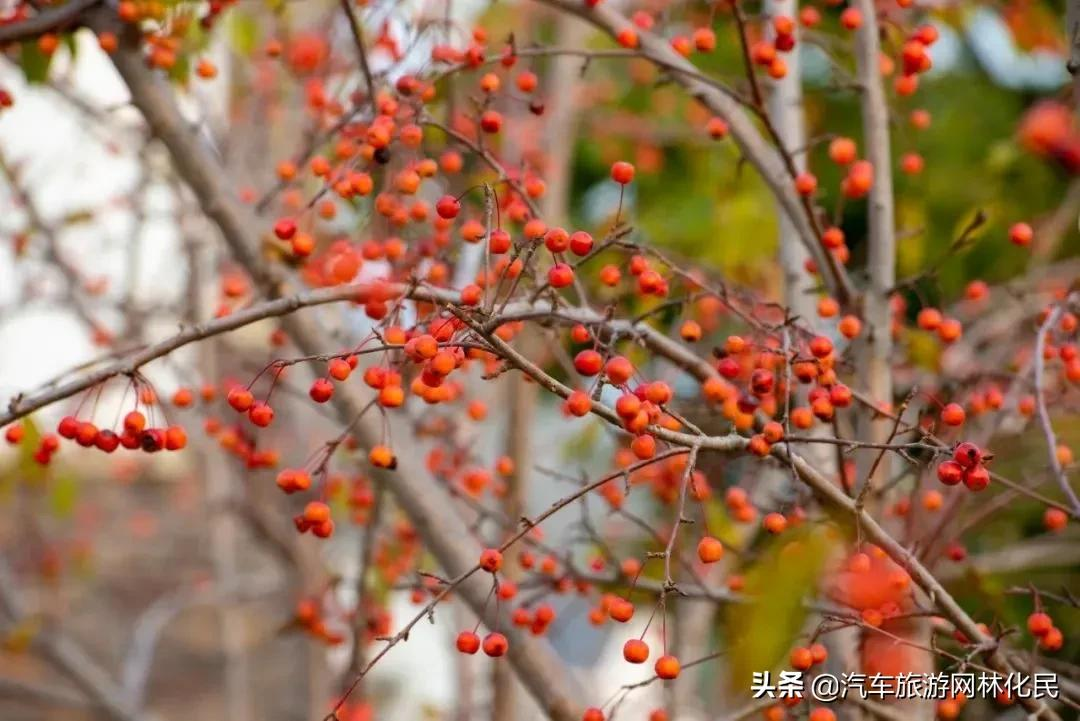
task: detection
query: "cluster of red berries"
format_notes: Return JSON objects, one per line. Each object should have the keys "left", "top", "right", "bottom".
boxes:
{"left": 202, "top": 417, "right": 281, "bottom": 469}
{"left": 896, "top": 24, "right": 938, "bottom": 96}
{"left": 226, "top": 386, "right": 276, "bottom": 427}
{"left": 55, "top": 411, "right": 186, "bottom": 455}
{"left": 4, "top": 423, "right": 62, "bottom": 465}
{"left": 508, "top": 602, "right": 557, "bottom": 636}
{"left": 619, "top": 637, "right": 681, "bottom": 679}
{"left": 703, "top": 333, "right": 850, "bottom": 437}
{"left": 935, "top": 442, "right": 991, "bottom": 492}
{"left": 294, "top": 500, "right": 335, "bottom": 538}
{"left": 455, "top": 629, "right": 508, "bottom": 657}
{"left": 789, "top": 643, "right": 829, "bottom": 672}
{"left": 295, "top": 597, "right": 345, "bottom": 645}
{"left": 1027, "top": 610, "right": 1064, "bottom": 652}
{"left": 748, "top": 15, "right": 798, "bottom": 79}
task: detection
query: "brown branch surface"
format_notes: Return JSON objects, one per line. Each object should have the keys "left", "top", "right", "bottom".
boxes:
{"left": 98, "top": 16, "right": 588, "bottom": 721}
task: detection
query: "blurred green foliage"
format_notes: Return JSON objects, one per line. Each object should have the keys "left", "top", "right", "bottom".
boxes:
{"left": 546, "top": 12, "right": 1080, "bottom": 307}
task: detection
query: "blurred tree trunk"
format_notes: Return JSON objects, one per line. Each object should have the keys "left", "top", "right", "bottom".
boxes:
{"left": 186, "top": 220, "right": 254, "bottom": 721}
{"left": 490, "top": 11, "right": 587, "bottom": 721}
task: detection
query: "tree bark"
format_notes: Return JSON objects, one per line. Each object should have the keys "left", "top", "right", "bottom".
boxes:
{"left": 851, "top": 0, "right": 896, "bottom": 497}
{"left": 99, "top": 16, "right": 586, "bottom": 721}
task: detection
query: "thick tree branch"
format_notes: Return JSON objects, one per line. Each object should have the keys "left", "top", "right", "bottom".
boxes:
{"left": 852, "top": 0, "right": 896, "bottom": 496}
{"left": 0, "top": 0, "right": 100, "bottom": 44}
{"left": 0, "top": 558, "right": 147, "bottom": 721}
{"left": 99, "top": 18, "right": 587, "bottom": 721}
{"left": 1033, "top": 292, "right": 1080, "bottom": 515}
{"left": 531, "top": 0, "right": 854, "bottom": 304}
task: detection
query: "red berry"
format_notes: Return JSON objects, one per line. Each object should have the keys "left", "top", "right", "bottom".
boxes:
{"left": 309, "top": 378, "right": 334, "bottom": 403}
{"left": 795, "top": 172, "right": 817, "bottom": 196}
{"left": 164, "top": 425, "right": 187, "bottom": 450}
{"left": 58, "top": 416, "right": 79, "bottom": 439}
{"left": 304, "top": 501, "right": 331, "bottom": 524}
{"left": 574, "top": 350, "right": 603, "bottom": 376}
{"left": 328, "top": 358, "right": 352, "bottom": 381}
{"left": 962, "top": 465, "right": 990, "bottom": 492}
{"left": 609, "top": 598, "right": 634, "bottom": 622}
{"left": 936, "top": 460, "right": 963, "bottom": 486}
{"left": 605, "top": 356, "right": 634, "bottom": 385}
{"left": 654, "top": 654, "right": 680, "bottom": 679}
{"left": 941, "top": 403, "right": 966, "bottom": 426}
{"left": 697, "top": 536, "right": 724, "bottom": 563}
{"left": 479, "top": 548, "right": 503, "bottom": 572}
{"left": 123, "top": 410, "right": 146, "bottom": 435}
{"left": 809, "top": 335, "right": 833, "bottom": 358}
{"left": 569, "top": 231, "right": 594, "bottom": 256}
{"left": 1009, "top": 222, "right": 1033, "bottom": 247}
{"left": 76, "top": 421, "right": 98, "bottom": 447}
{"left": 566, "top": 390, "right": 592, "bottom": 417}
{"left": 480, "top": 110, "right": 503, "bottom": 133}
{"left": 456, "top": 630, "right": 481, "bottom": 654}
{"left": 763, "top": 512, "right": 787, "bottom": 534}
{"left": 1028, "top": 612, "right": 1053, "bottom": 637}
{"left": 489, "top": 229, "right": 511, "bottom": 254}
{"left": 1040, "top": 627, "right": 1063, "bottom": 652}
{"left": 4, "top": 424, "right": 24, "bottom": 445}
{"left": 482, "top": 632, "right": 509, "bottom": 657}
{"left": 623, "top": 638, "right": 649, "bottom": 663}
{"left": 839, "top": 7, "right": 862, "bottom": 29}
{"left": 140, "top": 428, "right": 165, "bottom": 452}
{"left": 790, "top": 646, "right": 813, "bottom": 671}
{"left": 952, "top": 442, "right": 983, "bottom": 468}
{"left": 248, "top": 401, "right": 275, "bottom": 427}
{"left": 95, "top": 429, "right": 120, "bottom": 453}
{"left": 436, "top": 195, "right": 460, "bottom": 219}
{"left": 227, "top": 387, "right": 254, "bottom": 412}
{"left": 548, "top": 263, "right": 575, "bottom": 288}
{"left": 1044, "top": 507, "right": 1068, "bottom": 532}
{"left": 610, "top": 161, "right": 635, "bottom": 185}
{"left": 273, "top": 217, "right": 296, "bottom": 240}
{"left": 544, "top": 227, "right": 570, "bottom": 253}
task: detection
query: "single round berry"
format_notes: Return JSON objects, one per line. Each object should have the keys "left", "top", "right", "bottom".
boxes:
{"left": 936, "top": 460, "right": 963, "bottom": 486}
{"left": 436, "top": 195, "right": 461, "bottom": 219}
{"left": 790, "top": 646, "right": 813, "bottom": 671}
{"left": 697, "top": 536, "right": 724, "bottom": 564}
{"left": 654, "top": 654, "right": 681, "bottom": 680}
{"left": 623, "top": 638, "right": 650, "bottom": 664}
{"left": 941, "top": 403, "right": 966, "bottom": 426}
{"left": 482, "top": 632, "right": 509, "bottom": 657}
{"left": 962, "top": 465, "right": 990, "bottom": 492}
{"left": 952, "top": 442, "right": 983, "bottom": 469}
{"left": 610, "top": 161, "right": 635, "bottom": 185}
{"left": 309, "top": 378, "right": 334, "bottom": 403}
{"left": 1028, "top": 612, "right": 1053, "bottom": 637}
{"left": 456, "top": 630, "right": 481, "bottom": 654}
{"left": 574, "top": 349, "right": 603, "bottom": 376}
{"left": 274, "top": 217, "right": 297, "bottom": 240}
{"left": 479, "top": 548, "right": 503, "bottom": 573}
{"left": 1009, "top": 222, "right": 1033, "bottom": 247}
{"left": 609, "top": 598, "right": 634, "bottom": 623}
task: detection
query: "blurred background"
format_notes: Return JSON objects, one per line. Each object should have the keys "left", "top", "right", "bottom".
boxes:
{"left": 0, "top": 0, "right": 1078, "bottom": 719}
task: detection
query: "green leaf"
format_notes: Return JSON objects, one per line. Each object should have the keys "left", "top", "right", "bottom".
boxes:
{"left": 563, "top": 418, "right": 601, "bottom": 462}
{"left": 229, "top": 9, "right": 260, "bottom": 56}
{"left": 723, "top": 524, "right": 837, "bottom": 693}
{"left": 19, "top": 40, "right": 53, "bottom": 84}
{"left": 167, "top": 53, "right": 191, "bottom": 85}
{"left": 48, "top": 472, "right": 78, "bottom": 519}
{"left": 63, "top": 33, "right": 77, "bottom": 60}
{"left": 15, "top": 416, "right": 47, "bottom": 484}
